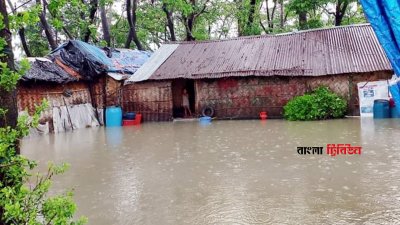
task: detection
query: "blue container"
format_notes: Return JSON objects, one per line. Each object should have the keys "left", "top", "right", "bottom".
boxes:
{"left": 199, "top": 116, "right": 212, "bottom": 122}
{"left": 123, "top": 112, "right": 136, "bottom": 120}
{"left": 106, "top": 106, "right": 122, "bottom": 126}
{"left": 373, "top": 99, "right": 390, "bottom": 119}
{"left": 391, "top": 106, "right": 400, "bottom": 118}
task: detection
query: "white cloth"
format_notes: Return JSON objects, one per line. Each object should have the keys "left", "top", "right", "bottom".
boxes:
{"left": 182, "top": 94, "right": 189, "bottom": 107}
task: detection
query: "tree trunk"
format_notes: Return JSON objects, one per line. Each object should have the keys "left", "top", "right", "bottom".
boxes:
{"left": 100, "top": 4, "right": 111, "bottom": 46}
{"left": 280, "top": 0, "right": 284, "bottom": 28}
{"left": 335, "top": 0, "right": 349, "bottom": 26}
{"left": 299, "top": 11, "right": 307, "bottom": 30}
{"left": 268, "top": 0, "right": 277, "bottom": 29}
{"left": 162, "top": 3, "right": 176, "bottom": 41}
{"left": 83, "top": 0, "right": 98, "bottom": 42}
{"left": 247, "top": 0, "right": 257, "bottom": 29}
{"left": 18, "top": 28, "right": 31, "bottom": 57}
{"left": 36, "top": 0, "right": 57, "bottom": 49}
{"left": 42, "top": 0, "right": 74, "bottom": 40}
{"left": 125, "top": 0, "right": 144, "bottom": 50}
{"left": 0, "top": 0, "right": 17, "bottom": 129}
{"left": 7, "top": 0, "right": 32, "bottom": 57}
{"left": 185, "top": 15, "right": 196, "bottom": 41}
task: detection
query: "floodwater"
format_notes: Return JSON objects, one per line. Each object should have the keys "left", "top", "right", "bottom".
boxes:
{"left": 21, "top": 118, "right": 400, "bottom": 225}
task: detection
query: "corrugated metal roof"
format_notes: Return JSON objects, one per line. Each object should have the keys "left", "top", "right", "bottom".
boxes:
{"left": 148, "top": 24, "right": 392, "bottom": 80}
{"left": 125, "top": 44, "right": 179, "bottom": 84}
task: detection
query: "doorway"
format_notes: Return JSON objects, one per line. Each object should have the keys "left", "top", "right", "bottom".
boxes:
{"left": 172, "top": 79, "right": 195, "bottom": 118}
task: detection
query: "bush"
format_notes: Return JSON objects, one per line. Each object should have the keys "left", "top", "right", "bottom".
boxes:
{"left": 283, "top": 86, "right": 347, "bottom": 121}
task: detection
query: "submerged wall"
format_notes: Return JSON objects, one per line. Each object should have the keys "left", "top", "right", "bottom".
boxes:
{"left": 17, "top": 76, "right": 123, "bottom": 133}
{"left": 120, "top": 71, "right": 393, "bottom": 121}
{"left": 196, "top": 71, "right": 393, "bottom": 118}
{"left": 195, "top": 77, "right": 306, "bottom": 119}
{"left": 122, "top": 81, "right": 173, "bottom": 121}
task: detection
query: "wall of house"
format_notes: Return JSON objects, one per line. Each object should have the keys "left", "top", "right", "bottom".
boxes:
{"left": 196, "top": 71, "right": 393, "bottom": 118}
{"left": 17, "top": 76, "right": 124, "bottom": 133}
{"left": 90, "top": 76, "right": 123, "bottom": 109}
{"left": 121, "top": 71, "right": 392, "bottom": 121}
{"left": 195, "top": 77, "right": 307, "bottom": 119}
{"left": 17, "top": 81, "right": 93, "bottom": 132}
{"left": 122, "top": 81, "right": 173, "bottom": 121}
{"left": 305, "top": 71, "right": 393, "bottom": 116}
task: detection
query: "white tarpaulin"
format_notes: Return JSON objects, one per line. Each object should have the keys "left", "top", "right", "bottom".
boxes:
{"left": 53, "top": 103, "right": 100, "bottom": 133}
{"left": 357, "top": 80, "right": 390, "bottom": 117}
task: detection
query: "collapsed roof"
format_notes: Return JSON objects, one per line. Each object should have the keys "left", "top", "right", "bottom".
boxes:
{"left": 23, "top": 40, "right": 151, "bottom": 84}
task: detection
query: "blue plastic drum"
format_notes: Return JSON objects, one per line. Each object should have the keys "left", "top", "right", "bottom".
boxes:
{"left": 373, "top": 99, "right": 390, "bottom": 119}
{"left": 106, "top": 106, "right": 123, "bottom": 126}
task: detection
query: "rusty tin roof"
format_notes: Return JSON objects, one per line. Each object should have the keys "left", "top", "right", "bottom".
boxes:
{"left": 147, "top": 24, "right": 392, "bottom": 80}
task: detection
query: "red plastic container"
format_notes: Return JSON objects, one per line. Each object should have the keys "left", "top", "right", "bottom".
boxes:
{"left": 135, "top": 114, "right": 142, "bottom": 123}
{"left": 259, "top": 112, "right": 267, "bottom": 120}
{"left": 123, "top": 114, "right": 142, "bottom": 126}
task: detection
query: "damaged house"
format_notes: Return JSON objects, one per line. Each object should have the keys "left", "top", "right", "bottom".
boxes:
{"left": 18, "top": 40, "right": 150, "bottom": 133}
{"left": 123, "top": 24, "right": 393, "bottom": 121}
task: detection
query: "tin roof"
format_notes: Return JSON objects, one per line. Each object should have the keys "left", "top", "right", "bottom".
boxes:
{"left": 143, "top": 24, "right": 392, "bottom": 81}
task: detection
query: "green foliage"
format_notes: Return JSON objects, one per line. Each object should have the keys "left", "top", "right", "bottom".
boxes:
{"left": 283, "top": 86, "right": 347, "bottom": 121}
{"left": 236, "top": 0, "right": 262, "bottom": 36}
{"left": 0, "top": 98, "right": 87, "bottom": 224}
{"left": 0, "top": 11, "right": 86, "bottom": 221}
{"left": 8, "top": 0, "right": 369, "bottom": 55}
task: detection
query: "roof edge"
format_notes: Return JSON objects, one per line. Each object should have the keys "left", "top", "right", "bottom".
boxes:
{"left": 161, "top": 23, "right": 371, "bottom": 45}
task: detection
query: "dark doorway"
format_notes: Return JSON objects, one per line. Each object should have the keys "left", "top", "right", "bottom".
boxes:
{"left": 172, "top": 79, "right": 195, "bottom": 118}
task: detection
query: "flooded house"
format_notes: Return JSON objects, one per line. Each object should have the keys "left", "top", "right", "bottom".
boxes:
{"left": 124, "top": 24, "right": 393, "bottom": 122}
{"left": 18, "top": 40, "right": 151, "bottom": 133}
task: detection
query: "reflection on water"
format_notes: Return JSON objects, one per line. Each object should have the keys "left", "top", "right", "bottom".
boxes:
{"left": 21, "top": 118, "right": 400, "bottom": 224}
{"left": 105, "top": 127, "right": 124, "bottom": 147}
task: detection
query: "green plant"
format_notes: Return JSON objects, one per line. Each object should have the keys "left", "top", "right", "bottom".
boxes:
{"left": 0, "top": 9, "right": 87, "bottom": 224}
{"left": 283, "top": 86, "right": 347, "bottom": 121}
{"left": 0, "top": 101, "right": 88, "bottom": 225}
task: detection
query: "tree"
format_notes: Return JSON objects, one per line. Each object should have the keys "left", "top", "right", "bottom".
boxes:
{"left": 162, "top": 1, "right": 176, "bottom": 41}
{"left": 83, "top": 0, "right": 99, "bottom": 42}
{"left": 126, "top": 0, "right": 144, "bottom": 49}
{"left": 6, "top": 0, "right": 32, "bottom": 57}
{"left": 36, "top": 0, "right": 58, "bottom": 49}
{"left": 0, "top": 2, "right": 86, "bottom": 224}
{"left": 99, "top": 1, "right": 111, "bottom": 46}
{"left": 288, "top": 0, "right": 326, "bottom": 30}
{"left": 236, "top": 0, "right": 262, "bottom": 36}
{"left": 0, "top": 0, "right": 18, "bottom": 129}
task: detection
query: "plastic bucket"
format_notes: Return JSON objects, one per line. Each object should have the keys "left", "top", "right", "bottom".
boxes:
{"left": 199, "top": 116, "right": 212, "bottom": 122}
{"left": 373, "top": 99, "right": 390, "bottom": 119}
{"left": 259, "top": 112, "right": 267, "bottom": 120}
{"left": 123, "top": 112, "right": 136, "bottom": 120}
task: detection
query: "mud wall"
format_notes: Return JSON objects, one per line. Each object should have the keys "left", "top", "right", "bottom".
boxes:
{"left": 196, "top": 71, "right": 393, "bottom": 119}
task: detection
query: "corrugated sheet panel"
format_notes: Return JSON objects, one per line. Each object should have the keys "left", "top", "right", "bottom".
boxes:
{"left": 125, "top": 44, "right": 179, "bottom": 83}
{"left": 148, "top": 24, "right": 392, "bottom": 80}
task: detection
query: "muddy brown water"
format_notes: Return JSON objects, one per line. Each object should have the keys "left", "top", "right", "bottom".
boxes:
{"left": 21, "top": 118, "right": 400, "bottom": 225}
